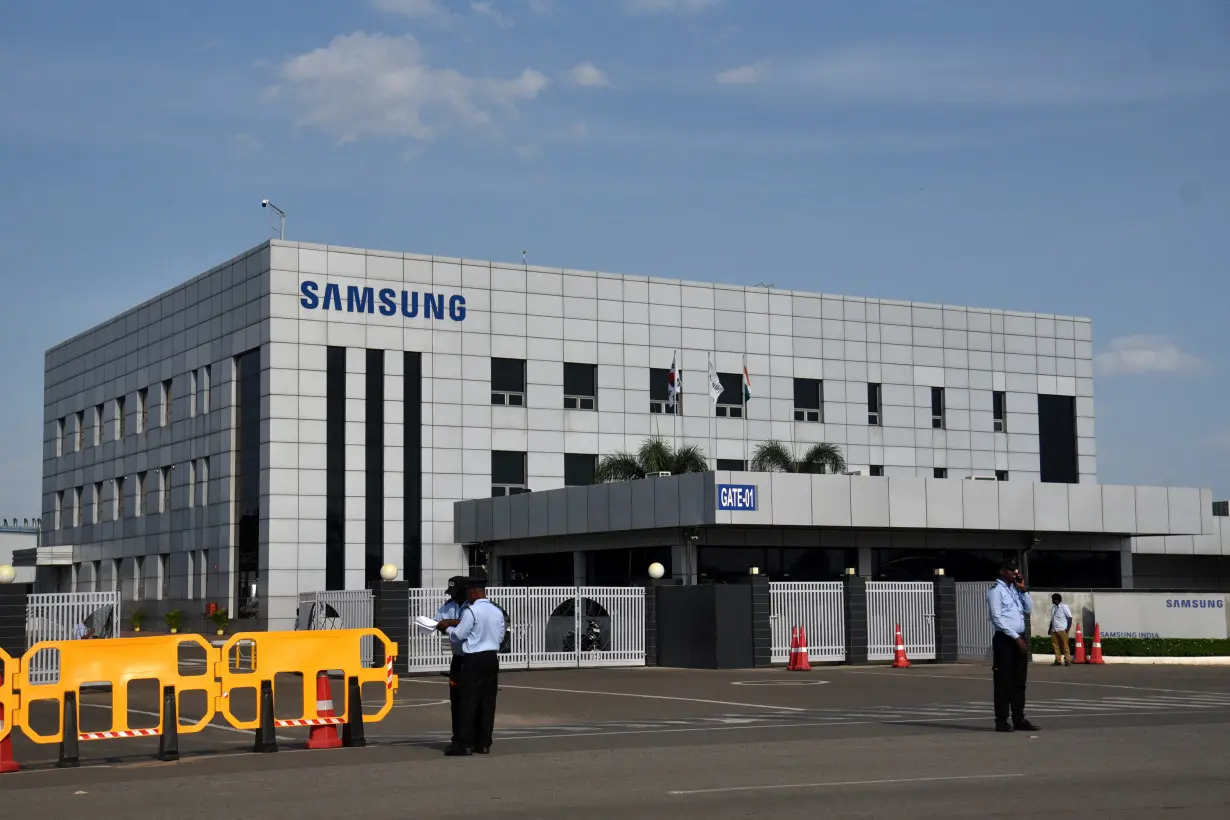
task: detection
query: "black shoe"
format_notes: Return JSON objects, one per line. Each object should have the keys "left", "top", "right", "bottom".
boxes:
{"left": 1014, "top": 720, "right": 1040, "bottom": 732}
{"left": 1052, "top": 661, "right": 1062, "bottom": 666}
{"left": 473, "top": 746, "right": 491, "bottom": 755}
{"left": 994, "top": 723, "right": 1014, "bottom": 733}
{"left": 444, "top": 745, "right": 472, "bottom": 756}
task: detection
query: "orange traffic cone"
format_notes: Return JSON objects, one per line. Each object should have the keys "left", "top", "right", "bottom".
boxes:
{"left": 0, "top": 698, "right": 18, "bottom": 773}
{"left": 891, "top": 624, "right": 911, "bottom": 668}
{"left": 1089, "top": 623, "right": 1105, "bottom": 665}
{"left": 793, "top": 626, "right": 812, "bottom": 672}
{"left": 307, "top": 671, "right": 343, "bottom": 750}
{"left": 1072, "top": 623, "right": 1086, "bottom": 664}
{"left": 787, "top": 626, "right": 800, "bottom": 671}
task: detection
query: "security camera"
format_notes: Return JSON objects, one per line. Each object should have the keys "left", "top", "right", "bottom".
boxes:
{"left": 261, "top": 199, "right": 270, "bottom": 208}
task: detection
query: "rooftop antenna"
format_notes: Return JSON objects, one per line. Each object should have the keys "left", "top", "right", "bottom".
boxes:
{"left": 261, "top": 199, "right": 286, "bottom": 240}
{"left": 522, "top": 249, "right": 527, "bottom": 266}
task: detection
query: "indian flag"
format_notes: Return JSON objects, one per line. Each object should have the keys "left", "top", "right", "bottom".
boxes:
{"left": 742, "top": 361, "right": 752, "bottom": 403}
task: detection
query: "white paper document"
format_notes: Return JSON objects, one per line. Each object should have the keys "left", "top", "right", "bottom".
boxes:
{"left": 413, "top": 615, "right": 440, "bottom": 635}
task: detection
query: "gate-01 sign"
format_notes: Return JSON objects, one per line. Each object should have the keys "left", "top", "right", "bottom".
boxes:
{"left": 718, "top": 484, "right": 758, "bottom": 512}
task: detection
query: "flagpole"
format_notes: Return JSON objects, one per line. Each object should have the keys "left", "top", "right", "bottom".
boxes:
{"left": 672, "top": 350, "right": 678, "bottom": 454}
{"left": 708, "top": 353, "right": 715, "bottom": 471}
{"left": 742, "top": 354, "right": 748, "bottom": 470}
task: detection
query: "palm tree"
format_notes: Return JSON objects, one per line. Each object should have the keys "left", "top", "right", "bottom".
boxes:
{"left": 750, "top": 439, "right": 847, "bottom": 475}
{"left": 594, "top": 436, "right": 710, "bottom": 482}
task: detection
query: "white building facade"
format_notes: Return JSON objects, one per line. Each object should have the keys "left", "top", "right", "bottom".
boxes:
{"left": 45, "top": 238, "right": 1199, "bottom": 629}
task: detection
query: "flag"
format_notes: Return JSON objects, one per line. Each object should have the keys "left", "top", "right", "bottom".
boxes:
{"left": 742, "top": 359, "right": 752, "bottom": 404}
{"left": 707, "top": 356, "right": 724, "bottom": 404}
{"left": 667, "top": 352, "right": 680, "bottom": 409}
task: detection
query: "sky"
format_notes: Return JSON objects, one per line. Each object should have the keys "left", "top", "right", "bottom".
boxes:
{"left": 1, "top": 0, "right": 1228, "bottom": 519}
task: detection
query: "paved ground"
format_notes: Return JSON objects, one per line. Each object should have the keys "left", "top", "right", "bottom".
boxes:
{"left": 4, "top": 662, "right": 1230, "bottom": 818}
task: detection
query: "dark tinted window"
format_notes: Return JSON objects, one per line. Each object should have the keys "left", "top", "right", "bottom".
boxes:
{"left": 868, "top": 383, "right": 881, "bottom": 411}
{"left": 993, "top": 390, "right": 1005, "bottom": 420}
{"left": 1038, "top": 394, "right": 1078, "bottom": 483}
{"left": 649, "top": 368, "right": 672, "bottom": 401}
{"left": 564, "top": 453, "right": 597, "bottom": 486}
{"left": 717, "top": 372, "right": 742, "bottom": 404}
{"left": 793, "top": 378, "right": 821, "bottom": 409}
{"left": 491, "top": 358, "right": 526, "bottom": 392}
{"left": 492, "top": 451, "right": 527, "bottom": 485}
{"left": 716, "top": 459, "right": 745, "bottom": 471}
{"left": 563, "top": 363, "right": 596, "bottom": 397}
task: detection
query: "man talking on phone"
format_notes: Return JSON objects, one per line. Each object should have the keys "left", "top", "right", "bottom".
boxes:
{"left": 987, "top": 560, "right": 1040, "bottom": 733}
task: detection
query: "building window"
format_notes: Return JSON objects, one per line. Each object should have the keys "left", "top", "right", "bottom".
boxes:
{"left": 115, "top": 477, "right": 126, "bottom": 519}
{"left": 716, "top": 459, "right": 746, "bottom": 471}
{"left": 92, "top": 560, "right": 102, "bottom": 593}
{"left": 868, "top": 383, "right": 881, "bottom": 426}
{"left": 870, "top": 465, "right": 884, "bottom": 476}
{"left": 161, "top": 467, "right": 172, "bottom": 513}
{"left": 326, "top": 346, "right": 347, "bottom": 591}
{"left": 403, "top": 351, "right": 423, "bottom": 589}
{"left": 649, "top": 367, "right": 680, "bottom": 415}
{"left": 563, "top": 363, "right": 597, "bottom": 411}
{"left": 138, "top": 388, "right": 149, "bottom": 433}
{"left": 160, "top": 554, "right": 170, "bottom": 600}
{"left": 491, "top": 450, "right": 528, "bottom": 496}
{"left": 187, "top": 551, "right": 195, "bottom": 600}
{"left": 491, "top": 357, "right": 526, "bottom": 406}
{"left": 55, "top": 417, "right": 64, "bottom": 457}
{"left": 201, "top": 365, "right": 212, "bottom": 414}
{"left": 235, "top": 348, "right": 261, "bottom": 617}
{"left": 187, "top": 461, "right": 196, "bottom": 508}
{"left": 93, "top": 482, "right": 103, "bottom": 524}
{"left": 94, "top": 404, "right": 104, "bottom": 446}
{"left": 162, "top": 379, "right": 173, "bottom": 427}
{"left": 715, "top": 372, "right": 743, "bottom": 418}
{"left": 73, "top": 486, "right": 82, "bottom": 528}
{"left": 793, "top": 379, "right": 823, "bottom": 423}
{"left": 934, "top": 468, "right": 948, "bottom": 479}
{"left": 200, "top": 457, "right": 210, "bottom": 505}
{"left": 198, "top": 549, "right": 208, "bottom": 600}
{"left": 188, "top": 370, "right": 198, "bottom": 418}
{"left": 135, "top": 471, "right": 147, "bottom": 516}
{"left": 112, "top": 558, "right": 121, "bottom": 593}
{"left": 135, "top": 556, "right": 145, "bottom": 601}
{"left": 74, "top": 411, "right": 84, "bottom": 452}
{"left": 996, "top": 470, "right": 1009, "bottom": 481}
{"left": 54, "top": 490, "right": 63, "bottom": 530}
{"left": 931, "top": 387, "right": 946, "bottom": 429}
{"left": 993, "top": 390, "right": 1006, "bottom": 433}
{"left": 116, "top": 396, "right": 126, "bottom": 439}
{"left": 564, "top": 453, "right": 597, "bottom": 486}
{"left": 365, "top": 348, "right": 386, "bottom": 590}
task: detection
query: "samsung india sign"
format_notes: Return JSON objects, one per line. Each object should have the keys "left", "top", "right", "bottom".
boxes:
{"left": 299, "top": 280, "right": 466, "bottom": 321}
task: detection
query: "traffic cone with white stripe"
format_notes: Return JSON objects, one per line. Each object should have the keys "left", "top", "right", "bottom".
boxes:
{"left": 0, "top": 698, "right": 19, "bottom": 773}
{"left": 307, "top": 671, "right": 343, "bottom": 750}
{"left": 1072, "top": 623, "right": 1087, "bottom": 664}
{"left": 787, "top": 625, "right": 801, "bottom": 671}
{"left": 793, "top": 626, "right": 812, "bottom": 672}
{"left": 891, "top": 624, "right": 911, "bottom": 668}
{"left": 1089, "top": 623, "right": 1105, "bottom": 665}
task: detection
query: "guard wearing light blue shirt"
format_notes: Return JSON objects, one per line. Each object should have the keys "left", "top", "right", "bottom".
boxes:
{"left": 986, "top": 560, "right": 1040, "bottom": 733}
{"left": 437, "top": 578, "right": 505, "bottom": 756}
{"left": 436, "top": 576, "right": 469, "bottom": 748}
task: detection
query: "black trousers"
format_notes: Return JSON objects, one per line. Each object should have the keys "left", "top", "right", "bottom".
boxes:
{"left": 456, "top": 650, "right": 499, "bottom": 749}
{"left": 991, "top": 631, "right": 1029, "bottom": 725}
{"left": 448, "top": 655, "right": 463, "bottom": 745}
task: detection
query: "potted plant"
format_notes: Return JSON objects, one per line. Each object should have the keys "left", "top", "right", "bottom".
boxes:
{"left": 164, "top": 609, "right": 184, "bottom": 634}
{"left": 208, "top": 608, "right": 229, "bottom": 636}
{"left": 130, "top": 608, "right": 146, "bottom": 633}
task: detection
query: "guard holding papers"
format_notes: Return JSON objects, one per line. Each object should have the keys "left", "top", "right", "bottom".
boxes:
{"left": 435, "top": 577, "right": 506, "bottom": 756}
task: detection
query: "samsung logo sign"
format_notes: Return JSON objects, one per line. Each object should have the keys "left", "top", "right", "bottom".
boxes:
{"left": 718, "top": 484, "right": 758, "bottom": 512}
{"left": 1165, "top": 599, "right": 1225, "bottom": 609}
{"left": 299, "top": 280, "right": 466, "bottom": 321}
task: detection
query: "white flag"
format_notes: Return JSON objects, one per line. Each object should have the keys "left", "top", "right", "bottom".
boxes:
{"left": 667, "top": 352, "right": 680, "bottom": 409}
{"left": 707, "top": 356, "right": 724, "bottom": 404}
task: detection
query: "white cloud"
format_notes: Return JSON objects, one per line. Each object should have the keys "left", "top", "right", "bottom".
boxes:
{"left": 716, "top": 59, "right": 770, "bottom": 85}
{"left": 526, "top": 0, "right": 554, "bottom": 12}
{"left": 268, "top": 32, "right": 549, "bottom": 144}
{"left": 563, "top": 61, "right": 610, "bottom": 88}
{"left": 471, "top": 1, "right": 513, "bottom": 27}
{"left": 623, "top": 0, "right": 718, "bottom": 14}
{"left": 767, "top": 43, "right": 1230, "bottom": 106}
{"left": 1094, "top": 335, "right": 1206, "bottom": 377}
{"left": 515, "top": 120, "right": 588, "bottom": 160}
{"left": 229, "top": 132, "right": 263, "bottom": 154}
{"left": 371, "top": 0, "right": 450, "bottom": 21}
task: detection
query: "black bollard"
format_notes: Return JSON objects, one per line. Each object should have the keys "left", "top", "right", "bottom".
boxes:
{"left": 58, "top": 692, "right": 80, "bottom": 768}
{"left": 254, "top": 680, "right": 278, "bottom": 753}
{"left": 342, "top": 676, "right": 366, "bottom": 748}
{"left": 157, "top": 685, "right": 180, "bottom": 762}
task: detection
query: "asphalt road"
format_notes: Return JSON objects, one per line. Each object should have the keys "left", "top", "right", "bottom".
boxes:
{"left": 4, "top": 663, "right": 1230, "bottom": 818}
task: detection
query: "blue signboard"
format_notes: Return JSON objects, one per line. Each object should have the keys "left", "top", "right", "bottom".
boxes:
{"left": 717, "top": 484, "right": 758, "bottom": 512}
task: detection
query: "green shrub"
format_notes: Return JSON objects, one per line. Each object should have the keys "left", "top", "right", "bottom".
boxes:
{"left": 1030, "top": 635, "right": 1230, "bottom": 657}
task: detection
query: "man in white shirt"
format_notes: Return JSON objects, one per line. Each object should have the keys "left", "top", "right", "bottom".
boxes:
{"left": 1049, "top": 593, "right": 1073, "bottom": 667}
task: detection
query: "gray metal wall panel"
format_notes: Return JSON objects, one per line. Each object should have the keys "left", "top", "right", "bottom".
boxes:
{"left": 609, "top": 481, "right": 633, "bottom": 531}
{"left": 678, "top": 472, "right": 707, "bottom": 527}
{"left": 509, "top": 494, "right": 530, "bottom": 540}
{"left": 547, "top": 490, "right": 569, "bottom": 536}
{"left": 654, "top": 476, "right": 681, "bottom": 528}
{"left": 455, "top": 499, "right": 476, "bottom": 543}
{"left": 565, "top": 486, "right": 590, "bottom": 535}
{"left": 630, "top": 478, "right": 656, "bottom": 530}
{"left": 476, "top": 500, "right": 494, "bottom": 543}
{"left": 528, "top": 492, "right": 550, "bottom": 536}
{"left": 587, "top": 484, "right": 611, "bottom": 532}
{"left": 491, "top": 495, "right": 512, "bottom": 541}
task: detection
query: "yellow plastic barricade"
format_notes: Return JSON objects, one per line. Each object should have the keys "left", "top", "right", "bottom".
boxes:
{"left": 215, "top": 629, "right": 397, "bottom": 732}
{"left": 14, "top": 634, "right": 218, "bottom": 745}
{"left": 1, "top": 647, "right": 15, "bottom": 745}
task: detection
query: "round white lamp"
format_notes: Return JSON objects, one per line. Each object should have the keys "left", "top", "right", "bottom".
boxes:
{"left": 379, "top": 563, "right": 399, "bottom": 582}
{"left": 0, "top": 565, "right": 16, "bottom": 584}
{"left": 648, "top": 562, "right": 665, "bottom": 580}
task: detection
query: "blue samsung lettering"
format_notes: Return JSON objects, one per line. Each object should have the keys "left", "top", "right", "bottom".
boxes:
{"left": 299, "top": 280, "right": 320, "bottom": 309}
{"left": 347, "top": 285, "right": 375, "bottom": 313}
{"left": 322, "top": 283, "right": 343, "bottom": 311}
{"left": 378, "top": 288, "right": 397, "bottom": 316}
{"left": 297, "top": 280, "right": 466, "bottom": 322}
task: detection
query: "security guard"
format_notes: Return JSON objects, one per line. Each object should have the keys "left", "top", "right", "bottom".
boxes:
{"left": 436, "top": 576, "right": 469, "bottom": 748}
{"left": 986, "top": 560, "right": 1040, "bottom": 733}
{"left": 436, "top": 578, "right": 505, "bottom": 756}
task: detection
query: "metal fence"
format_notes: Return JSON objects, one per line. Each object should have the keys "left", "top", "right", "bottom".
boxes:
{"left": 956, "top": 581, "right": 994, "bottom": 661}
{"left": 867, "top": 581, "right": 936, "bottom": 661}
{"left": 405, "top": 586, "right": 646, "bottom": 674}
{"left": 768, "top": 582, "right": 846, "bottom": 663}
{"left": 25, "top": 591, "right": 122, "bottom": 685}
{"left": 297, "top": 589, "right": 375, "bottom": 667}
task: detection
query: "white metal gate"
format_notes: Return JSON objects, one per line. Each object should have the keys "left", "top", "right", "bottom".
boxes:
{"left": 769, "top": 582, "right": 846, "bottom": 663}
{"left": 405, "top": 586, "right": 645, "bottom": 674}
{"left": 956, "top": 581, "right": 994, "bottom": 661}
{"left": 867, "top": 581, "right": 936, "bottom": 661}
{"left": 25, "top": 592, "right": 122, "bottom": 685}
{"left": 297, "top": 589, "right": 375, "bottom": 667}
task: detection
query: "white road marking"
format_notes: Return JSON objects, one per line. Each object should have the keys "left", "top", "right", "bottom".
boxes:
{"left": 730, "top": 680, "right": 829, "bottom": 687}
{"left": 666, "top": 772, "right": 1026, "bottom": 795}
{"left": 403, "top": 678, "right": 807, "bottom": 712}
{"left": 391, "top": 699, "right": 450, "bottom": 709}
{"left": 839, "top": 668, "right": 1230, "bottom": 697}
